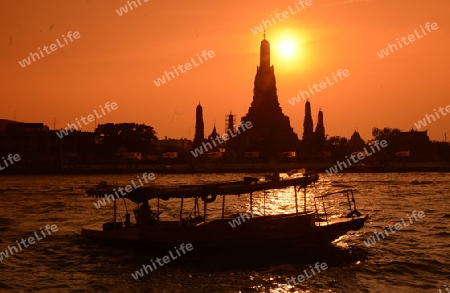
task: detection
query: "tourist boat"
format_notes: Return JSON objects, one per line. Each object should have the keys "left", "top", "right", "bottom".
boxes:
{"left": 81, "top": 171, "right": 368, "bottom": 252}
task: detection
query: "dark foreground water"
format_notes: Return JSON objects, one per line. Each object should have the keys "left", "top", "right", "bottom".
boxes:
{"left": 0, "top": 172, "right": 449, "bottom": 292}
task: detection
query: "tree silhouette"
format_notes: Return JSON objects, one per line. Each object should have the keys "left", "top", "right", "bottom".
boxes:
{"left": 94, "top": 123, "right": 157, "bottom": 164}
{"left": 326, "top": 136, "right": 350, "bottom": 160}
{"left": 372, "top": 127, "right": 401, "bottom": 140}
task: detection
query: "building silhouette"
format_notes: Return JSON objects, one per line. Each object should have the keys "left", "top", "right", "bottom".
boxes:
{"left": 207, "top": 125, "right": 219, "bottom": 142}
{"left": 349, "top": 130, "right": 365, "bottom": 151}
{"left": 192, "top": 103, "right": 205, "bottom": 150}
{"left": 396, "top": 130, "right": 430, "bottom": 161}
{"left": 0, "top": 120, "right": 95, "bottom": 170}
{"left": 301, "top": 101, "right": 327, "bottom": 158}
{"left": 302, "top": 101, "right": 314, "bottom": 142}
{"left": 233, "top": 35, "right": 298, "bottom": 159}
{"left": 225, "top": 112, "right": 235, "bottom": 135}
{"left": 314, "top": 109, "right": 326, "bottom": 148}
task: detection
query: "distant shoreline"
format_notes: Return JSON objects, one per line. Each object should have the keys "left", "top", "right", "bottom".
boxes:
{"left": 1, "top": 162, "right": 450, "bottom": 175}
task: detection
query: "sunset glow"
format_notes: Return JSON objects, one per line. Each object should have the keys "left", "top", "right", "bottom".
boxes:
{"left": 279, "top": 40, "right": 295, "bottom": 57}
{"left": 1, "top": 2, "right": 450, "bottom": 292}
{"left": 0, "top": 0, "right": 449, "bottom": 142}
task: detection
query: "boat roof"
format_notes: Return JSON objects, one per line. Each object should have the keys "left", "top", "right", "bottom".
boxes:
{"left": 86, "top": 173, "right": 319, "bottom": 203}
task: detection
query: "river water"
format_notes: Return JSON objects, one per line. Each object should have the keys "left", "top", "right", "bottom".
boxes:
{"left": 0, "top": 172, "right": 449, "bottom": 292}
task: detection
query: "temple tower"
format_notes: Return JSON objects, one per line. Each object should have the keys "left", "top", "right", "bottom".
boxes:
{"left": 315, "top": 109, "right": 325, "bottom": 141}
{"left": 302, "top": 101, "right": 314, "bottom": 142}
{"left": 192, "top": 103, "right": 205, "bottom": 149}
{"left": 235, "top": 35, "right": 298, "bottom": 159}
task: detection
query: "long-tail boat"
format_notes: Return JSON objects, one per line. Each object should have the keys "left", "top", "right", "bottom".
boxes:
{"left": 81, "top": 171, "right": 368, "bottom": 251}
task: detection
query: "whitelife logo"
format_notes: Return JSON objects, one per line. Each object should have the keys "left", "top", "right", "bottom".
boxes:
{"left": 288, "top": 69, "right": 350, "bottom": 106}
{"left": 18, "top": 31, "right": 81, "bottom": 68}
{"left": 325, "top": 140, "right": 388, "bottom": 175}
{"left": 0, "top": 154, "right": 21, "bottom": 171}
{"left": 438, "top": 284, "right": 450, "bottom": 293}
{"left": 153, "top": 50, "right": 215, "bottom": 87}
{"left": 115, "top": 0, "right": 149, "bottom": 16}
{"left": 363, "top": 211, "right": 425, "bottom": 247}
{"left": 250, "top": 0, "right": 313, "bottom": 35}
{"left": 56, "top": 102, "right": 118, "bottom": 139}
{"left": 228, "top": 212, "right": 254, "bottom": 228}
{"left": 413, "top": 104, "right": 450, "bottom": 130}
{"left": 0, "top": 224, "right": 58, "bottom": 262}
{"left": 376, "top": 22, "right": 439, "bottom": 59}
{"left": 131, "top": 243, "right": 193, "bottom": 280}
{"left": 284, "top": 262, "right": 328, "bottom": 286}
{"left": 93, "top": 172, "right": 155, "bottom": 209}
{"left": 190, "top": 121, "right": 253, "bottom": 158}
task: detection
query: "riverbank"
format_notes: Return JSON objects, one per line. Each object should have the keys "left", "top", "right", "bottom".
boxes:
{"left": 2, "top": 161, "right": 450, "bottom": 175}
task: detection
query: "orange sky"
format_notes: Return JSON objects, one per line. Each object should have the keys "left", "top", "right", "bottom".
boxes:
{"left": 1, "top": 0, "right": 449, "bottom": 141}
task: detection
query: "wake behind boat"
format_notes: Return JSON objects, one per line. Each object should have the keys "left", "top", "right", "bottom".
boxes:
{"left": 81, "top": 171, "right": 368, "bottom": 252}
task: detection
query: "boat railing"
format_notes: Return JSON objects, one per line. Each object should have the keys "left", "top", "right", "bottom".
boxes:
{"left": 313, "top": 189, "right": 361, "bottom": 226}
{"left": 87, "top": 171, "right": 320, "bottom": 229}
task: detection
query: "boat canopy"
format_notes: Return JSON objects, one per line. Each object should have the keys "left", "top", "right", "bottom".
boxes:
{"left": 86, "top": 173, "right": 319, "bottom": 203}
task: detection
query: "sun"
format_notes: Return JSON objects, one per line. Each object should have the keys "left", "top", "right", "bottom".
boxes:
{"left": 279, "top": 40, "right": 295, "bottom": 57}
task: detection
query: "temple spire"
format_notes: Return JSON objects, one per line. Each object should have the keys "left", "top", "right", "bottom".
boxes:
{"left": 315, "top": 108, "right": 325, "bottom": 145}
{"left": 234, "top": 35, "right": 298, "bottom": 159}
{"left": 303, "top": 101, "right": 314, "bottom": 142}
{"left": 260, "top": 33, "right": 270, "bottom": 70}
{"left": 192, "top": 103, "right": 205, "bottom": 149}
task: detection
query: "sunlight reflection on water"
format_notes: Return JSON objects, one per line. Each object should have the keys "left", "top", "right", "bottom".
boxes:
{"left": 0, "top": 172, "right": 449, "bottom": 292}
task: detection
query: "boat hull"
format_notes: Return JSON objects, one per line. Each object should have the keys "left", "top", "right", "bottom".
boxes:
{"left": 80, "top": 213, "right": 368, "bottom": 251}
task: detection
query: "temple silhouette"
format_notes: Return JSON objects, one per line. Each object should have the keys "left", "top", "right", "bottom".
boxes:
{"left": 191, "top": 34, "right": 331, "bottom": 161}
{"left": 0, "top": 37, "right": 446, "bottom": 172}
{"left": 230, "top": 34, "right": 299, "bottom": 159}
{"left": 300, "top": 101, "right": 327, "bottom": 159}
{"left": 190, "top": 85, "right": 438, "bottom": 163}
{"left": 192, "top": 103, "right": 205, "bottom": 151}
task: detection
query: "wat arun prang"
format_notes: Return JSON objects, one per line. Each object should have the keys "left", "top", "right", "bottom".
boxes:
{"left": 230, "top": 35, "right": 299, "bottom": 159}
